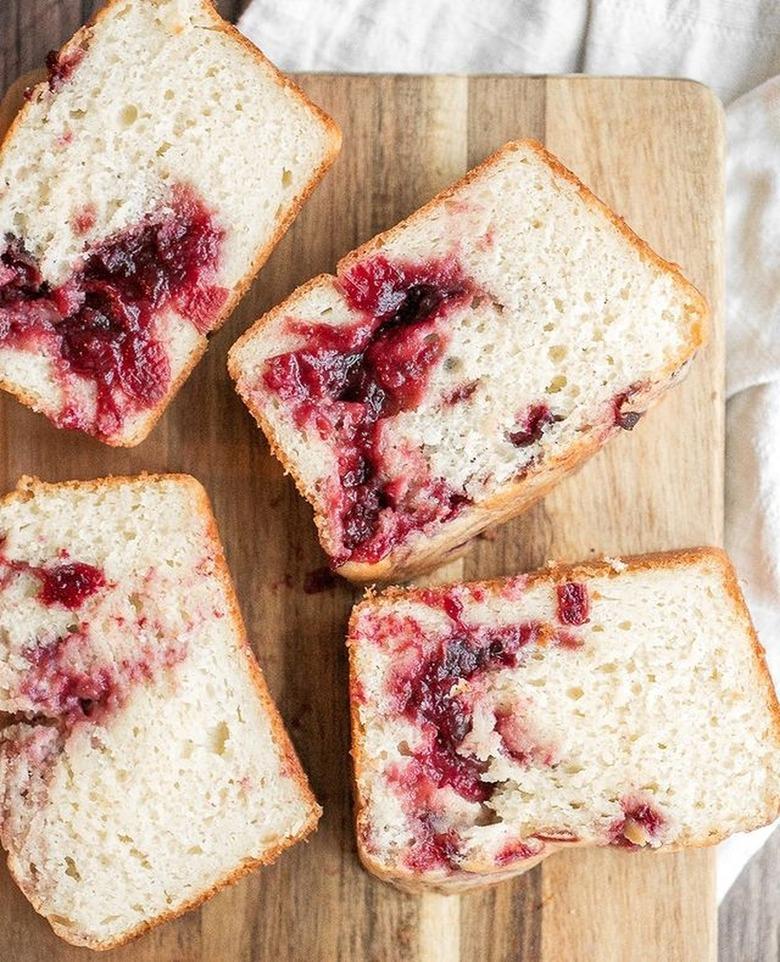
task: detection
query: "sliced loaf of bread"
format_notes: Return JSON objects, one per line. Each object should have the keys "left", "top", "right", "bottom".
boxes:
{"left": 347, "top": 549, "right": 780, "bottom": 892}
{"left": 0, "top": 474, "right": 320, "bottom": 948}
{"left": 0, "top": 0, "right": 340, "bottom": 446}
{"left": 230, "top": 140, "right": 707, "bottom": 584}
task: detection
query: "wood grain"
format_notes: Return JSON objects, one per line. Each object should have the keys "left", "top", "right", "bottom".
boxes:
{"left": 0, "top": 61, "right": 727, "bottom": 962}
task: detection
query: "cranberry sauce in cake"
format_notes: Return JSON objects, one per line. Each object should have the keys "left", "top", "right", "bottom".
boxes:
{"left": 0, "top": 543, "right": 187, "bottom": 729}
{"left": 0, "top": 185, "right": 227, "bottom": 440}
{"left": 353, "top": 576, "right": 672, "bottom": 876}
{"left": 262, "top": 254, "right": 476, "bottom": 565}
{"left": 45, "top": 47, "right": 86, "bottom": 93}
{"left": 507, "top": 403, "right": 555, "bottom": 448}
{"left": 386, "top": 595, "right": 539, "bottom": 805}
{"left": 608, "top": 794, "right": 667, "bottom": 849}
{"left": 18, "top": 631, "right": 186, "bottom": 728}
{"left": 357, "top": 580, "right": 594, "bottom": 873}
{"left": 0, "top": 541, "right": 106, "bottom": 610}
{"left": 556, "top": 582, "right": 590, "bottom": 626}
{"left": 36, "top": 562, "right": 106, "bottom": 609}
{"left": 250, "top": 246, "right": 671, "bottom": 573}
{"left": 612, "top": 386, "right": 645, "bottom": 431}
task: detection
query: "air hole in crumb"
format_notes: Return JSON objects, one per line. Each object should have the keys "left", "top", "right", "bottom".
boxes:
{"left": 474, "top": 805, "right": 502, "bottom": 827}
{"left": 130, "top": 847, "right": 151, "bottom": 869}
{"left": 64, "top": 856, "right": 81, "bottom": 881}
{"left": 553, "top": 298, "right": 565, "bottom": 313}
{"left": 549, "top": 345, "right": 567, "bottom": 363}
{"left": 209, "top": 721, "right": 230, "bottom": 755}
{"left": 546, "top": 374, "right": 567, "bottom": 394}
{"left": 398, "top": 740, "right": 413, "bottom": 756}
{"left": 618, "top": 621, "right": 632, "bottom": 630}
{"left": 281, "top": 168, "right": 293, "bottom": 188}
{"left": 566, "top": 687, "right": 584, "bottom": 700}
{"left": 164, "top": 89, "right": 175, "bottom": 100}
{"left": 120, "top": 104, "right": 139, "bottom": 127}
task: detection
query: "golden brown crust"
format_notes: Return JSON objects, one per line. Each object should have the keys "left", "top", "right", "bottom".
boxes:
{"left": 347, "top": 547, "right": 780, "bottom": 893}
{"left": 228, "top": 273, "right": 348, "bottom": 557}
{"left": 0, "top": 0, "right": 341, "bottom": 448}
{"left": 230, "top": 140, "right": 708, "bottom": 584}
{"left": 6, "top": 824, "right": 319, "bottom": 951}
{"left": 0, "top": 472, "right": 321, "bottom": 950}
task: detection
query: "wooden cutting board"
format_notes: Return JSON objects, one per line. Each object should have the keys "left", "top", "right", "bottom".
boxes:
{"left": 0, "top": 75, "right": 723, "bottom": 962}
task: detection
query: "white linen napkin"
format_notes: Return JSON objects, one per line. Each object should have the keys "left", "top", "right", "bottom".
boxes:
{"left": 239, "top": 0, "right": 780, "bottom": 899}
{"left": 721, "top": 74, "right": 780, "bottom": 898}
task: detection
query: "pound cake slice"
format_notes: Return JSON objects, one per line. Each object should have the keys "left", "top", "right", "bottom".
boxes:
{"left": 347, "top": 549, "right": 780, "bottom": 893}
{"left": 0, "top": 0, "right": 340, "bottom": 446}
{"left": 0, "top": 475, "right": 320, "bottom": 949}
{"left": 230, "top": 140, "right": 707, "bottom": 584}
